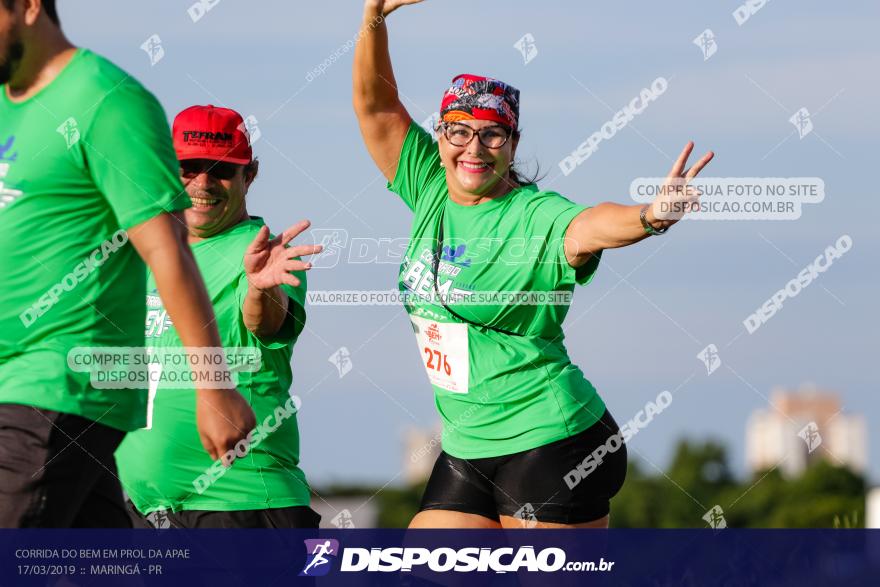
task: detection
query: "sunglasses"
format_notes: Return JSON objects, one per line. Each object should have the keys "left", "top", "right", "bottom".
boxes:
{"left": 179, "top": 159, "right": 241, "bottom": 181}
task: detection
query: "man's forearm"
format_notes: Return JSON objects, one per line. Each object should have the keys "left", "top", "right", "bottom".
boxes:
{"left": 242, "top": 285, "right": 288, "bottom": 337}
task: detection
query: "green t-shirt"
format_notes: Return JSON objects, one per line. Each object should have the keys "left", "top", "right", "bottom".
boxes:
{"left": 390, "top": 122, "right": 606, "bottom": 459}
{"left": 0, "top": 49, "right": 189, "bottom": 431}
{"left": 115, "top": 218, "right": 311, "bottom": 514}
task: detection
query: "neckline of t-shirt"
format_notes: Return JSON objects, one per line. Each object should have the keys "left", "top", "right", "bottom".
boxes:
{"left": 444, "top": 183, "right": 538, "bottom": 212}
{"left": 2, "top": 47, "right": 87, "bottom": 108}
{"left": 190, "top": 216, "right": 266, "bottom": 248}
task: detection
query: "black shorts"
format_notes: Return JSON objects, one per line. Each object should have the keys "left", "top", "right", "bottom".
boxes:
{"left": 0, "top": 404, "right": 130, "bottom": 528}
{"left": 126, "top": 501, "right": 321, "bottom": 529}
{"left": 419, "top": 407, "right": 627, "bottom": 524}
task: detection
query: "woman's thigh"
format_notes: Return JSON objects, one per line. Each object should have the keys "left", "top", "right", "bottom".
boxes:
{"left": 410, "top": 509, "right": 502, "bottom": 529}
{"left": 499, "top": 514, "right": 610, "bottom": 529}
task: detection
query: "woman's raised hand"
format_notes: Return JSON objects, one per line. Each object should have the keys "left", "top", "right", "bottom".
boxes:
{"left": 365, "top": 0, "right": 425, "bottom": 17}
{"left": 651, "top": 142, "right": 714, "bottom": 223}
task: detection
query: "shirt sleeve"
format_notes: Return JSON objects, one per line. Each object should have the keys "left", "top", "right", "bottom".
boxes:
{"left": 386, "top": 121, "right": 446, "bottom": 212}
{"left": 524, "top": 190, "right": 602, "bottom": 288}
{"left": 83, "top": 80, "right": 190, "bottom": 230}
{"left": 233, "top": 265, "right": 307, "bottom": 350}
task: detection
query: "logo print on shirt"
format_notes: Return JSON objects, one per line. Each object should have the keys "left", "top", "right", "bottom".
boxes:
{"left": 441, "top": 244, "right": 471, "bottom": 267}
{"left": 0, "top": 161, "right": 23, "bottom": 210}
{"left": 426, "top": 322, "right": 441, "bottom": 344}
{"left": 145, "top": 292, "right": 173, "bottom": 337}
{"left": 0, "top": 136, "right": 18, "bottom": 162}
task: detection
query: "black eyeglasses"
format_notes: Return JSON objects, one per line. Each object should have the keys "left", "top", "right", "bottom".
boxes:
{"left": 180, "top": 159, "right": 241, "bottom": 181}
{"left": 439, "top": 122, "right": 512, "bottom": 149}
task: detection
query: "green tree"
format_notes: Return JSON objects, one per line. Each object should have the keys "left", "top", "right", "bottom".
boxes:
{"left": 610, "top": 438, "right": 867, "bottom": 528}
{"left": 376, "top": 483, "right": 426, "bottom": 528}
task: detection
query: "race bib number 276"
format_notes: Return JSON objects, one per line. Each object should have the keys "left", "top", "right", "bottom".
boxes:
{"left": 410, "top": 315, "right": 469, "bottom": 394}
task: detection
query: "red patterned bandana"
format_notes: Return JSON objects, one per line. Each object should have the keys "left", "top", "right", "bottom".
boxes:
{"left": 439, "top": 74, "right": 520, "bottom": 130}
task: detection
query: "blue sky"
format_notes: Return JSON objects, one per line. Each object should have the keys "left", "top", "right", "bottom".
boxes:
{"left": 63, "top": 1, "right": 878, "bottom": 489}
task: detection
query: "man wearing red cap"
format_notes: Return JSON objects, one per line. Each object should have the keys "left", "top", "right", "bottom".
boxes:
{"left": 0, "top": 1, "right": 256, "bottom": 527}
{"left": 116, "top": 105, "right": 323, "bottom": 528}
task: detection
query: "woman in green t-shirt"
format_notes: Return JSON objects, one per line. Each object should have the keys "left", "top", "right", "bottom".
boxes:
{"left": 353, "top": 0, "right": 714, "bottom": 529}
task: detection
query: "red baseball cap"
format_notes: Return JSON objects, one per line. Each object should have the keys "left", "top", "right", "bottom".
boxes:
{"left": 172, "top": 105, "right": 253, "bottom": 165}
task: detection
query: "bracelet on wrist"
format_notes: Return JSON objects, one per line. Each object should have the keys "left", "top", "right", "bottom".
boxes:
{"left": 640, "top": 204, "right": 669, "bottom": 236}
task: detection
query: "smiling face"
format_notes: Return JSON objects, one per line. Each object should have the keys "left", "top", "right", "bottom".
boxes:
{"left": 437, "top": 119, "right": 519, "bottom": 201}
{"left": 179, "top": 158, "right": 255, "bottom": 239}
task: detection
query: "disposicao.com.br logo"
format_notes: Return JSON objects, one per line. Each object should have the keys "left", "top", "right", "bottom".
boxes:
{"left": 300, "top": 539, "right": 340, "bottom": 576}
{"left": 299, "top": 539, "right": 614, "bottom": 574}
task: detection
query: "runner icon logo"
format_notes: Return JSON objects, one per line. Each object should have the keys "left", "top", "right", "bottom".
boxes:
{"left": 513, "top": 503, "right": 538, "bottom": 528}
{"left": 697, "top": 344, "right": 721, "bottom": 375}
{"left": 798, "top": 421, "right": 822, "bottom": 453}
{"left": 300, "top": 539, "right": 340, "bottom": 577}
{"left": 790, "top": 107, "right": 813, "bottom": 139}
{"left": 693, "top": 29, "right": 717, "bottom": 61}
{"left": 513, "top": 33, "right": 538, "bottom": 65}
{"left": 237, "top": 115, "right": 261, "bottom": 145}
{"left": 140, "top": 35, "right": 165, "bottom": 66}
{"left": 703, "top": 505, "right": 727, "bottom": 529}
{"left": 331, "top": 509, "right": 356, "bottom": 529}
{"left": 146, "top": 507, "right": 172, "bottom": 529}
{"left": 56, "top": 118, "right": 80, "bottom": 149}
{"left": 328, "top": 347, "right": 352, "bottom": 378}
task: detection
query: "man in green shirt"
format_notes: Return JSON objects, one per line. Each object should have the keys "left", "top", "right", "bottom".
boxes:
{"left": 116, "top": 105, "right": 322, "bottom": 528}
{"left": 0, "top": 0, "right": 256, "bottom": 527}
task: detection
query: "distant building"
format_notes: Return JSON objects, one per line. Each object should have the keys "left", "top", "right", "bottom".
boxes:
{"left": 868, "top": 487, "right": 880, "bottom": 529}
{"left": 403, "top": 426, "right": 442, "bottom": 485}
{"left": 746, "top": 385, "right": 867, "bottom": 477}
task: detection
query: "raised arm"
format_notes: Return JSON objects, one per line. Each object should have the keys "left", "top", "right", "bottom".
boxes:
{"left": 128, "top": 212, "right": 256, "bottom": 462}
{"left": 564, "top": 141, "right": 714, "bottom": 266}
{"left": 352, "top": 0, "right": 424, "bottom": 182}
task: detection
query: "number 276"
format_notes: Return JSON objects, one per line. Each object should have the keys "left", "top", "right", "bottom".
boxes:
{"left": 423, "top": 347, "right": 451, "bottom": 375}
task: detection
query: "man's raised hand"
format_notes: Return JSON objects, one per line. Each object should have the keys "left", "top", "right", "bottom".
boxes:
{"left": 244, "top": 221, "right": 322, "bottom": 291}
